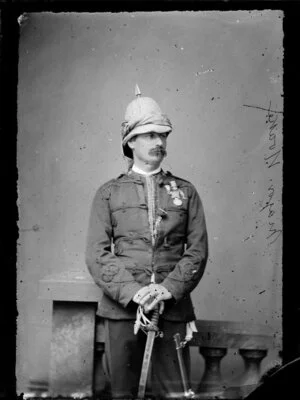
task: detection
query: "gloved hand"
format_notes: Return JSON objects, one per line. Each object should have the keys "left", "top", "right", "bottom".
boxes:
{"left": 133, "top": 286, "right": 162, "bottom": 313}
{"left": 133, "top": 284, "right": 172, "bottom": 314}
{"left": 132, "top": 286, "right": 152, "bottom": 304}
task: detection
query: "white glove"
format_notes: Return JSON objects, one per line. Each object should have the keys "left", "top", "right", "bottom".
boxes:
{"left": 141, "top": 283, "right": 172, "bottom": 312}
{"left": 132, "top": 284, "right": 172, "bottom": 314}
{"left": 132, "top": 286, "right": 151, "bottom": 304}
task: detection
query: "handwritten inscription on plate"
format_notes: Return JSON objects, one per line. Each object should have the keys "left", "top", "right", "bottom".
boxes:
{"left": 244, "top": 102, "right": 283, "bottom": 245}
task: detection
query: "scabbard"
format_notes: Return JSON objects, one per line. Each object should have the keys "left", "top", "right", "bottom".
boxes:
{"left": 174, "top": 333, "right": 195, "bottom": 399}
{"left": 137, "top": 308, "right": 159, "bottom": 399}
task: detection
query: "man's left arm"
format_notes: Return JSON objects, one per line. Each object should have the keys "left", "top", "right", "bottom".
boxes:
{"left": 160, "top": 185, "right": 208, "bottom": 302}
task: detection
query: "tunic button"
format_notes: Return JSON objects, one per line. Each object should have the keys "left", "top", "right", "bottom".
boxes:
{"left": 163, "top": 237, "right": 170, "bottom": 248}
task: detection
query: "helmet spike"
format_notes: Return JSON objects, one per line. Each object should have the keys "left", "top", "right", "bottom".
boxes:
{"left": 135, "top": 84, "right": 141, "bottom": 97}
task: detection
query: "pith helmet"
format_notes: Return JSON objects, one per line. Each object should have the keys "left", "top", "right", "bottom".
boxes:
{"left": 121, "top": 85, "right": 172, "bottom": 158}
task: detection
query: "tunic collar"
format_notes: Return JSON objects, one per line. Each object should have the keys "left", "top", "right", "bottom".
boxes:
{"left": 125, "top": 167, "right": 171, "bottom": 187}
{"left": 132, "top": 164, "right": 162, "bottom": 176}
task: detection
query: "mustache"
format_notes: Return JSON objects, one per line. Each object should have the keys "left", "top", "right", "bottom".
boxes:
{"left": 149, "top": 146, "right": 167, "bottom": 156}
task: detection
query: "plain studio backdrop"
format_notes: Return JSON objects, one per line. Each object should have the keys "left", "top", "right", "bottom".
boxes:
{"left": 17, "top": 11, "right": 283, "bottom": 393}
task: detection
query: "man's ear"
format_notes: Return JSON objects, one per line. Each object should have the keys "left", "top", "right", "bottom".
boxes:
{"left": 127, "top": 138, "right": 136, "bottom": 150}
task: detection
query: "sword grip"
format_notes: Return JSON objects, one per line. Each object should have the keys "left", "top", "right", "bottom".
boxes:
{"left": 150, "top": 307, "right": 159, "bottom": 327}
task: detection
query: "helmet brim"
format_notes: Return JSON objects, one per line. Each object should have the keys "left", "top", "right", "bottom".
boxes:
{"left": 122, "top": 124, "right": 172, "bottom": 147}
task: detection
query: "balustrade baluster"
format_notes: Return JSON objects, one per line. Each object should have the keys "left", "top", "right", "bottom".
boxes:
{"left": 197, "top": 346, "right": 228, "bottom": 399}
{"left": 224, "top": 348, "right": 268, "bottom": 399}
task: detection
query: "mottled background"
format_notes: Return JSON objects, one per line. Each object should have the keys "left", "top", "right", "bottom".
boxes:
{"left": 17, "top": 11, "right": 283, "bottom": 393}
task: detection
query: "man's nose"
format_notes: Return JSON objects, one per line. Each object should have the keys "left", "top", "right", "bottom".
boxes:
{"left": 155, "top": 135, "right": 163, "bottom": 146}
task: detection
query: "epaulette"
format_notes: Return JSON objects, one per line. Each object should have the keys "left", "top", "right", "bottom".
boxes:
{"left": 97, "top": 175, "right": 126, "bottom": 200}
{"left": 101, "top": 173, "right": 127, "bottom": 189}
{"left": 99, "top": 178, "right": 117, "bottom": 191}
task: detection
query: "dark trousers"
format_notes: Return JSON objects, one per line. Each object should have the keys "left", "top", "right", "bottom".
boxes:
{"left": 104, "top": 318, "right": 191, "bottom": 399}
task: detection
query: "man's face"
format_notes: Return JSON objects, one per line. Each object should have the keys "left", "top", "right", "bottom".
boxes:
{"left": 128, "top": 132, "right": 168, "bottom": 166}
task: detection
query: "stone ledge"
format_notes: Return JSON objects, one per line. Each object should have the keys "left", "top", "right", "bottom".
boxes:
{"left": 39, "top": 270, "right": 102, "bottom": 302}
{"left": 190, "top": 320, "right": 274, "bottom": 349}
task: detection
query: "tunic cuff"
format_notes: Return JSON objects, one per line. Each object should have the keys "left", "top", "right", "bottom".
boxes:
{"left": 160, "top": 280, "right": 182, "bottom": 302}
{"left": 119, "top": 282, "right": 144, "bottom": 308}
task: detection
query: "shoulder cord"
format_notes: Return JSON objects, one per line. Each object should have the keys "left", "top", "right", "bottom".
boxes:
{"left": 145, "top": 175, "right": 164, "bottom": 247}
{"left": 145, "top": 175, "right": 156, "bottom": 246}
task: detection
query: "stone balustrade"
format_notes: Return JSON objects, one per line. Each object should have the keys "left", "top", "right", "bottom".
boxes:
{"left": 28, "top": 270, "right": 276, "bottom": 400}
{"left": 189, "top": 320, "right": 273, "bottom": 399}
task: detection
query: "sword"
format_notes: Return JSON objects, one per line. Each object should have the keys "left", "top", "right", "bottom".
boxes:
{"left": 174, "top": 333, "right": 195, "bottom": 399}
{"left": 137, "top": 307, "right": 160, "bottom": 399}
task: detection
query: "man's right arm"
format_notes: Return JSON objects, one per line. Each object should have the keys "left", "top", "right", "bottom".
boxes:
{"left": 85, "top": 184, "right": 143, "bottom": 308}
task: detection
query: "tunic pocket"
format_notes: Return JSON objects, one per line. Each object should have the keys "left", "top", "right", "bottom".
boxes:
{"left": 125, "top": 264, "right": 152, "bottom": 285}
{"left": 155, "top": 264, "right": 176, "bottom": 282}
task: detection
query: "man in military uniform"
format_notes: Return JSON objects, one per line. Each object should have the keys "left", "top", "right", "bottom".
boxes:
{"left": 85, "top": 86, "right": 208, "bottom": 399}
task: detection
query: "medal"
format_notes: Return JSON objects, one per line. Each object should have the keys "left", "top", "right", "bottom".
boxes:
{"left": 165, "top": 180, "right": 186, "bottom": 207}
{"left": 173, "top": 198, "right": 182, "bottom": 206}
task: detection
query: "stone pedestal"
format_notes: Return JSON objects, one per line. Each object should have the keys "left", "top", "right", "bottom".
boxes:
{"left": 39, "top": 269, "right": 102, "bottom": 397}
{"left": 49, "top": 301, "right": 97, "bottom": 397}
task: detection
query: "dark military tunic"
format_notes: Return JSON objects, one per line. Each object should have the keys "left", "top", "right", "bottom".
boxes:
{"left": 85, "top": 169, "right": 208, "bottom": 322}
